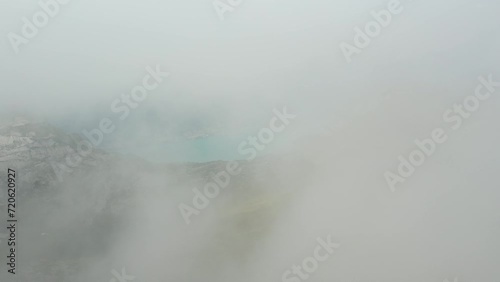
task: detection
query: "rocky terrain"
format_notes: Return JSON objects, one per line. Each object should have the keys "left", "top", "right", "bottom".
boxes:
{"left": 0, "top": 117, "right": 311, "bottom": 282}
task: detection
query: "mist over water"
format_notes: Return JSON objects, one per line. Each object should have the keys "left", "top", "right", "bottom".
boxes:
{"left": 1, "top": 0, "right": 500, "bottom": 281}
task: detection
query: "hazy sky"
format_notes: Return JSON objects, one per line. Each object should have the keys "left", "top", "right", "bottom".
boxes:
{"left": 1, "top": 1, "right": 500, "bottom": 281}
{"left": 1, "top": 0, "right": 499, "bottom": 156}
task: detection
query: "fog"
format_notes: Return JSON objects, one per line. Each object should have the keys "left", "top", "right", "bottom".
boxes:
{"left": 0, "top": 0, "right": 499, "bottom": 281}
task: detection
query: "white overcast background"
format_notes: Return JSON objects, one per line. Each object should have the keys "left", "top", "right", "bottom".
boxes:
{"left": 1, "top": 0, "right": 500, "bottom": 281}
